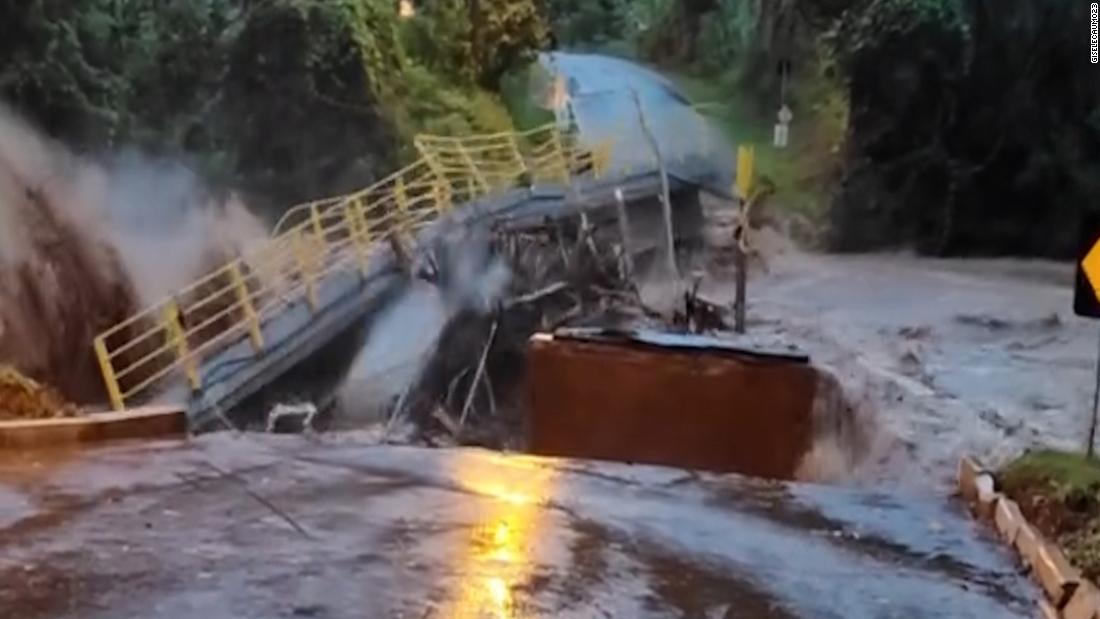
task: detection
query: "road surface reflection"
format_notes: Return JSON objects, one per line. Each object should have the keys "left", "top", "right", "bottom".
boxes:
{"left": 443, "top": 452, "right": 560, "bottom": 618}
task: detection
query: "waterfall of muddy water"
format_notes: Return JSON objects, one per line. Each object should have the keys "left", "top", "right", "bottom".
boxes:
{"left": 337, "top": 230, "right": 511, "bottom": 421}
{"left": 0, "top": 105, "right": 266, "bottom": 406}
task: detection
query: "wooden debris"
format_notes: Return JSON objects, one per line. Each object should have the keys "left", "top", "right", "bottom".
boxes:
{"left": 506, "top": 282, "right": 569, "bottom": 308}
{"left": 431, "top": 407, "right": 462, "bottom": 437}
{"left": 459, "top": 320, "right": 498, "bottom": 428}
{"left": 397, "top": 209, "right": 717, "bottom": 447}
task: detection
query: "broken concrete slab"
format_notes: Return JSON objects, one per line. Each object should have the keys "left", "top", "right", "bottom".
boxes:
{"left": 974, "top": 473, "right": 998, "bottom": 519}
{"left": 958, "top": 455, "right": 983, "bottom": 502}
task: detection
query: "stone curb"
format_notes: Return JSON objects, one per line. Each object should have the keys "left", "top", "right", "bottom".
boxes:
{"left": 958, "top": 456, "right": 1098, "bottom": 619}
{"left": 0, "top": 406, "right": 186, "bottom": 449}
{"left": 1066, "top": 582, "right": 1100, "bottom": 619}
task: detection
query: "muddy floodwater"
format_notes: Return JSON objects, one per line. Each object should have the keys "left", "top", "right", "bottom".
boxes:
{"left": 0, "top": 51, "right": 1071, "bottom": 619}
{"left": 0, "top": 434, "right": 1036, "bottom": 618}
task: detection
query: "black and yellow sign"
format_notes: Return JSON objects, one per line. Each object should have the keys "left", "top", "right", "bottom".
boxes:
{"left": 1076, "top": 211, "right": 1100, "bottom": 318}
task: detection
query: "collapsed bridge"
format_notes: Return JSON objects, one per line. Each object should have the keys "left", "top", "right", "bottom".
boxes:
{"left": 91, "top": 122, "right": 731, "bottom": 430}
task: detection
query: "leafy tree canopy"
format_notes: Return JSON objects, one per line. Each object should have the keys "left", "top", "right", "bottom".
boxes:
{"left": 0, "top": 0, "right": 549, "bottom": 210}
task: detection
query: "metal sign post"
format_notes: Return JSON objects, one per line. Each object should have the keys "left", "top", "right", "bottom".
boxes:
{"left": 1086, "top": 334, "right": 1095, "bottom": 459}
{"left": 774, "top": 59, "right": 792, "bottom": 149}
{"left": 774, "top": 105, "right": 792, "bottom": 149}
{"left": 1074, "top": 211, "right": 1100, "bottom": 456}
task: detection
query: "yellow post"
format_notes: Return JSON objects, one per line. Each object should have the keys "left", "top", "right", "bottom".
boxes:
{"left": 394, "top": 177, "right": 409, "bottom": 212}
{"left": 356, "top": 198, "right": 371, "bottom": 243}
{"left": 229, "top": 261, "right": 264, "bottom": 352}
{"left": 293, "top": 229, "right": 319, "bottom": 311}
{"left": 433, "top": 180, "right": 451, "bottom": 214}
{"left": 509, "top": 134, "right": 527, "bottom": 178}
{"left": 93, "top": 336, "right": 125, "bottom": 411}
{"left": 394, "top": 177, "right": 410, "bottom": 236}
{"left": 551, "top": 128, "right": 570, "bottom": 183}
{"left": 162, "top": 300, "right": 200, "bottom": 392}
{"left": 596, "top": 141, "right": 614, "bottom": 178}
{"left": 344, "top": 199, "right": 370, "bottom": 275}
{"left": 419, "top": 147, "right": 450, "bottom": 200}
{"left": 737, "top": 144, "right": 756, "bottom": 200}
{"left": 457, "top": 143, "right": 490, "bottom": 195}
{"left": 310, "top": 204, "right": 327, "bottom": 258}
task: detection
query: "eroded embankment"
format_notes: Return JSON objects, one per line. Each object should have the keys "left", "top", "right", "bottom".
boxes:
{"left": 0, "top": 106, "right": 265, "bottom": 406}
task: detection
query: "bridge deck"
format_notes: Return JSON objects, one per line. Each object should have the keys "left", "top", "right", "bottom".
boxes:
{"left": 90, "top": 121, "right": 726, "bottom": 427}
{"left": 179, "top": 164, "right": 718, "bottom": 429}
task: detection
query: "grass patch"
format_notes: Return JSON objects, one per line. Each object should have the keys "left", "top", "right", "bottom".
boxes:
{"left": 1003, "top": 450, "right": 1100, "bottom": 494}
{"left": 670, "top": 73, "right": 769, "bottom": 143}
{"left": 999, "top": 449, "right": 1100, "bottom": 582}
{"left": 1000, "top": 450, "right": 1100, "bottom": 500}
{"left": 395, "top": 63, "right": 515, "bottom": 142}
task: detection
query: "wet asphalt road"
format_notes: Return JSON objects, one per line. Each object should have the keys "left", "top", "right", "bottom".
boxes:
{"left": 542, "top": 52, "right": 734, "bottom": 177}
{"left": 0, "top": 434, "right": 1036, "bottom": 618}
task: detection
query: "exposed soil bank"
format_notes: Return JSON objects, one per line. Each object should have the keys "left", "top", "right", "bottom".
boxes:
{"left": 0, "top": 107, "right": 264, "bottom": 406}
{"left": 0, "top": 367, "right": 79, "bottom": 421}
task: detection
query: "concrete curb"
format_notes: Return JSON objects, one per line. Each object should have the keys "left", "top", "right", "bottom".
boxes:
{"left": 1066, "top": 582, "right": 1100, "bottom": 619}
{"left": 0, "top": 406, "right": 186, "bottom": 449}
{"left": 959, "top": 456, "right": 1096, "bottom": 619}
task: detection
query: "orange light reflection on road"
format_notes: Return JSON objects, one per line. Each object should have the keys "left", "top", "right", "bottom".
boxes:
{"left": 443, "top": 453, "right": 559, "bottom": 618}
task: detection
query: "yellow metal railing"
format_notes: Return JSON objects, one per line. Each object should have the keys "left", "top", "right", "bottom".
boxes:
{"left": 93, "top": 123, "right": 612, "bottom": 411}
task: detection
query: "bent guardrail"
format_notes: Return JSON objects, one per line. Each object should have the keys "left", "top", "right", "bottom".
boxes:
{"left": 93, "top": 123, "right": 612, "bottom": 411}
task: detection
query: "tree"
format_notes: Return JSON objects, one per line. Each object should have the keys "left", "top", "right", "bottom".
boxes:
{"left": 403, "top": 0, "right": 548, "bottom": 87}
{"left": 544, "top": 0, "right": 622, "bottom": 47}
{"left": 829, "top": 0, "right": 1100, "bottom": 257}
{"left": 472, "top": 0, "right": 549, "bottom": 87}
{"left": 0, "top": 0, "right": 240, "bottom": 150}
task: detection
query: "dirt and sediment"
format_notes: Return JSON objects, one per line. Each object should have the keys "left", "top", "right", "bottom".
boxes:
{"left": 0, "top": 106, "right": 265, "bottom": 408}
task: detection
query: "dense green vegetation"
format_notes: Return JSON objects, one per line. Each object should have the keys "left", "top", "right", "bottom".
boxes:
{"left": 1001, "top": 450, "right": 1100, "bottom": 503}
{"left": 547, "top": 0, "right": 1100, "bottom": 257}
{"left": 6, "top": 0, "right": 1094, "bottom": 255}
{"left": 1, "top": 0, "right": 550, "bottom": 212}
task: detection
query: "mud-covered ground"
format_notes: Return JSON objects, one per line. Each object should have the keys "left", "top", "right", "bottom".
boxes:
{"left": 0, "top": 434, "right": 1037, "bottom": 618}
{"left": 699, "top": 235, "right": 1093, "bottom": 489}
